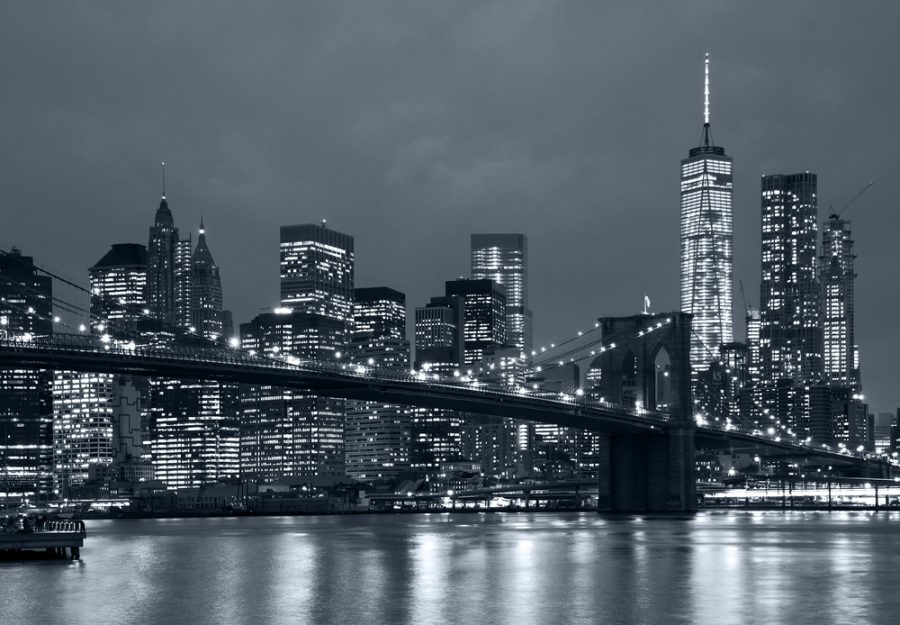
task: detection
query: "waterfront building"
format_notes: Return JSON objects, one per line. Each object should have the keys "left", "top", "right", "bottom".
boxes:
{"left": 151, "top": 222, "right": 240, "bottom": 489}
{"left": 680, "top": 54, "right": 734, "bottom": 371}
{"left": 757, "top": 172, "right": 823, "bottom": 436}
{"left": 239, "top": 310, "right": 347, "bottom": 482}
{"left": 0, "top": 249, "right": 53, "bottom": 500}
{"left": 471, "top": 234, "right": 532, "bottom": 356}
{"left": 820, "top": 214, "right": 859, "bottom": 388}
{"left": 345, "top": 287, "right": 411, "bottom": 480}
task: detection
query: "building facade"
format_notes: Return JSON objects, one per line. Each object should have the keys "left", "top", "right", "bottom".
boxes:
{"left": 820, "top": 214, "right": 859, "bottom": 389}
{"left": 0, "top": 249, "right": 54, "bottom": 500}
{"left": 471, "top": 234, "right": 532, "bottom": 356}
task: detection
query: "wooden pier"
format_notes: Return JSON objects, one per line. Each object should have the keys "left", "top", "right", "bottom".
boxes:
{"left": 0, "top": 519, "right": 86, "bottom": 560}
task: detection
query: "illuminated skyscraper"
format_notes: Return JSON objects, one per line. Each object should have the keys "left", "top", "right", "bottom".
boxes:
{"left": 89, "top": 243, "right": 148, "bottom": 339}
{"left": 820, "top": 214, "right": 859, "bottom": 388}
{"left": 471, "top": 234, "right": 532, "bottom": 356}
{"left": 148, "top": 187, "right": 179, "bottom": 326}
{"left": 445, "top": 278, "right": 507, "bottom": 365}
{"left": 0, "top": 249, "right": 53, "bottom": 500}
{"left": 759, "top": 173, "right": 822, "bottom": 383}
{"left": 345, "top": 287, "right": 411, "bottom": 480}
{"left": 240, "top": 223, "right": 354, "bottom": 483}
{"left": 150, "top": 222, "right": 238, "bottom": 490}
{"left": 190, "top": 220, "right": 223, "bottom": 340}
{"left": 280, "top": 223, "right": 354, "bottom": 331}
{"left": 680, "top": 54, "right": 733, "bottom": 370}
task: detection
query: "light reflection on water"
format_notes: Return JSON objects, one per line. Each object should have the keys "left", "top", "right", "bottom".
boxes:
{"left": 1, "top": 511, "right": 899, "bottom": 625}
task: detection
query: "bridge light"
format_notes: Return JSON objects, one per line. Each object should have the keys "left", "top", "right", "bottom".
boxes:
{"left": 97, "top": 324, "right": 105, "bottom": 332}
{"left": 100, "top": 334, "right": 110, "bottom": 344}
{"left": 453, "top": 370, "right": 460, "bottom": 377}
{"left": 367, "top": 358, "right": 375, "bottom": 366}
{"left": 594, "top": 322, "right": 599, "bottom": 327}
{"left": 577, "top": 331, "right": 583, "bottom": 336}
{"left": 229, "top": 337, "right": 239, "bottom": 348}
{"left": 575, "top": 388, "right": 584, "bottom": 397}
{"left": 335, "top": 352, "right": 342, "bottom": 359}
{"left": 857, "top": 445, "right": 865, "bottom": 452}
{"left": 767, "top": 427, "right": 775, "bottom": 435}
{"left": 53, "top": 316, "right": 60, "bottom": 323}
{"left": 78, "top": 324, "right": 86, "bottom": 332}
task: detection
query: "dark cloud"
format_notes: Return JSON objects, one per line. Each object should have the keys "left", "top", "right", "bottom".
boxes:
{"left": 2, "top": 1, "right": 897, "bottom": 410}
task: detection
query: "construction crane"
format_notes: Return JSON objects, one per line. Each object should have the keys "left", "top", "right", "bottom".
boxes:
{"left": 830, "top": 181, "right": 874, "bottom": 219}
{"left": 739, "top": 279, "right": 752, "bottom": 315}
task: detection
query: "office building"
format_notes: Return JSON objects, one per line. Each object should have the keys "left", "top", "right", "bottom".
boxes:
{"left": 471, "top": 234, "right": 532, "bottom": 356}
{"left": 821, "top": 214, "right": 859, "bottom": 388}
{"left": 0, "top": 249, "right": 54, "bottom": 500}
{"left": 680, "top": 54, "right": 734, "bottom": 371}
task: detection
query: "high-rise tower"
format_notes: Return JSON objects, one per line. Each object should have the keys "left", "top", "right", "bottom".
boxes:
{"left": 471, "top": 234, "right": 532, "bottom": 357}
{"left": 147, "top": 164, "right": 179, "bottom": 326}
{"left": 191, "top": 219, "right": 224, "bottom": 340}
{"left": 820, "top": 214, "right": 858, "bottom": 388}
{"left": 0, "top": 249, "right": 54, "bottom": 499}
{"left": 759, "top": 173, "right": 822, "bottom": 383}
{"left": 680, "top": 54, "right": 734, "bottom": 371}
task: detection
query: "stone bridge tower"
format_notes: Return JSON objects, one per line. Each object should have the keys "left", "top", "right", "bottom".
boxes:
{"left": 594, "top": 312, "right": 696, "bottom": 512}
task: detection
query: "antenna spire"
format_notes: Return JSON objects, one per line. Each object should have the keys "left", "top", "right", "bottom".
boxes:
{"left": 704, "top": 52, "right": 710, "bottom": 126}
{"left": 161, "top": 161, "right": 166, "bottom": 198}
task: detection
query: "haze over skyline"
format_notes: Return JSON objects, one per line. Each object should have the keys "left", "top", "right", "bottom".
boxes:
{"left": 1, "top": 2, "right": 897, "bottom": 410}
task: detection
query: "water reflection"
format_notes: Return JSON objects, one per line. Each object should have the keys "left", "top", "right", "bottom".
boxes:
{"left": 2, "top": 511, "right": 899, "bottom": 625}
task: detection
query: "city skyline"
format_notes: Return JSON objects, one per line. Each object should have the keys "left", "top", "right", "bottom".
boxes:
{"left": 1, "top": 3, "right": 897, "bottom": 412}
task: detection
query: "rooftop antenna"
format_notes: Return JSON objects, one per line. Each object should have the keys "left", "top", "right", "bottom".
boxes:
{"left": 161, "top": 161, "right": 166, "bottom": 198}
{"left": 704, "top": 52, "right": 710, "bottom": 126}
{"left": 701, "top": 52, "right": 713, "bottom": 147}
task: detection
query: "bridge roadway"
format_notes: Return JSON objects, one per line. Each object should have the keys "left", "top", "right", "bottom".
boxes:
{"left": 0, "top": 336, "right": 867, "bottom": 465}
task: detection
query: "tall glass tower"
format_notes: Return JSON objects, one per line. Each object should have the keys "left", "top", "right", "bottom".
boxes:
{"left": 471, "top": 234, "right": 532, "bottom": 357}
{"left": 821, "top": 215, "right": 858, "bottom": 388}
{"left": 680, "top": 54, "right": 734, "bottom": 371}
{"left": 759, "top": 173, "right": 822, "bottom": 383}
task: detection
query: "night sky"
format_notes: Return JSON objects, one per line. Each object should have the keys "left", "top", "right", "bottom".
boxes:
{"left": 2, "top": 2, "right": 897, "bottom": 411}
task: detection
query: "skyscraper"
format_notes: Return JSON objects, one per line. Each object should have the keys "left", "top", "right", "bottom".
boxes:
{"left": 54, "top": 245, "right": 148, "bottom": 495}
{"left": 190, "top": 220, "right": 224, "bottom": 340}
{"left": 759, "top": 173, "right": 822, "bottom": 383}
{"left": 820, "top": 214, "right": 859, "bottom": 388}
{"left": 680, "top": 54, "right": 734, "bottom": 370}
{"left": 0, "top": 249, "right": 53, "bottom": 500}
{"left": 150, "top": 222, "right": 239, "bottom": 490}
{"left": 445, "top": 278, "right": 507, "bottom": 365}
{"left": 238, "top": 222, "right": 354, "bottom": 483}
{"left": 89, "top": 243, "right": 148, "bottom": 339}
{"left": 147, "top": 192, "right": 179, "bottom": 326}
{"left": 471, "top": 234, "right": 532, "bottom": 356}
{"left": 345, "top": 287, "right": 411, "bottom": 480}
{"left": 280, "top": 223, "right": 354, "bottom": 330}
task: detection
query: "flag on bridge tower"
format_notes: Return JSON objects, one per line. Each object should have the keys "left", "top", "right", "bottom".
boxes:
{"left": 642, "top": 294, "right": 651, "bottom": 315}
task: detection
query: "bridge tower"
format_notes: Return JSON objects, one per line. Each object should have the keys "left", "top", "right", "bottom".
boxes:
{"left": 594, "top": 312, "right": 696, "bottom": 513}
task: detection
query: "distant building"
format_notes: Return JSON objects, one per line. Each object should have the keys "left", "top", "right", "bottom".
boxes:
{"left": 445, "top": 278, "right": 507, "bottom": 365}
{"left": 414, "top": 295, "right": 465, "bottom": 374}
{"left": 757, "top": 172, "right": 823, "bottom": 437}
{"left": 190, "top": 220, "right": 224, "bottom": 340}
{"left": 280, "top": 223, "right": 354, "bottom": 333}
{"left": 239, "top": 310, "right": 346, "bottom": 482}
{"left": 89, "top": 243, "right": 148, "bottom": 338}
{"left": 0, "top": 249, "right": 53, "bottom": 499}
{"left": 471, "top": 234, "right": 532, "bottom": 356}
{"left": 680, "top": 54, "right": 734, "bottom": 371}
{"left": 820, "top": 214, "right": 859, "bottom": 389}
{"left": 147, "top": 193, "right": 179, "bottom": 326}
{"left": 345, "top": 287, "right": 411, "bottom": 480}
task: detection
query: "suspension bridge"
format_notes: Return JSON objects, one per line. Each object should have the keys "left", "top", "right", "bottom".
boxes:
{"left": 0, "top": 248, "right": 890, "bottom": 513}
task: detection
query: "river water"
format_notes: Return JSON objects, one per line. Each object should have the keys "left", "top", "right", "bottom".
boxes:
{"left": 2, "top": 511, "right": 899, "bottom": 625}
